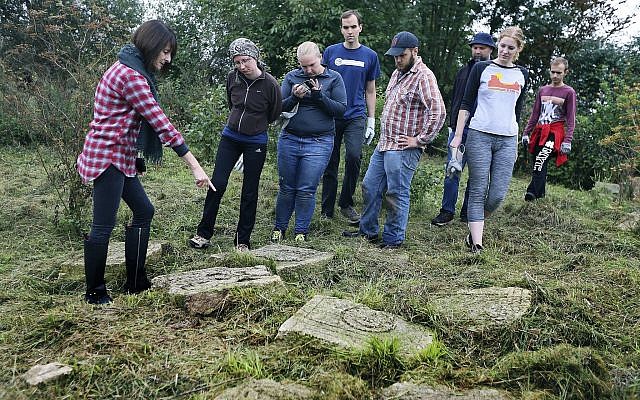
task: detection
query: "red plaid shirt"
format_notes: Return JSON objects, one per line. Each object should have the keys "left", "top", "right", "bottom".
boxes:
{"left": 77, "top": 61, "right": 186, "bottom": 183}
{"left": 378, "top": 56, "right": 446, "bottom": 151}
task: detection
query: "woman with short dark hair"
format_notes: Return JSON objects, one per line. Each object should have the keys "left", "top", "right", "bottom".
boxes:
{"left": 77, "top": 20, "right": 213, "bottom": 304}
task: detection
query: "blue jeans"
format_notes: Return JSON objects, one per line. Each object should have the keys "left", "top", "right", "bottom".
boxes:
{"left": 441, "top": 127, "right": 469, "bottom": 216}
{"left": 274, "top": 132, "right": 334, "bottom": 234}
{"left": 359, "top": 148, "right": 422, "bottom": 245}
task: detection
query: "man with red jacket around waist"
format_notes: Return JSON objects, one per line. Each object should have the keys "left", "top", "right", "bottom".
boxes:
{"left": 522, "top": 56, "right": 576, "bottom": 201}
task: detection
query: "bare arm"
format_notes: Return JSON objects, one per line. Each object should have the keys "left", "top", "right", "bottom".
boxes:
{"left": 450, "top": 109, "right": 470, "bottom": 148}
{"left": 181, "top": 151, "right": 215, "bottom": 191}
{"left": 365, "top": 80, "right": 376, "bottom": 118}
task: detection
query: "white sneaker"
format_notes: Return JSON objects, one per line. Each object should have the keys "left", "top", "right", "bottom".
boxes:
{"left": 235, "top": 244, "right": 250, "bottom": 252}
{"left": 189, "top": 234, "right": 211, "bottom": 249}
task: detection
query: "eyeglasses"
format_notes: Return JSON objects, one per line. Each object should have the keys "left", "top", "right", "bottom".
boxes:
{"left": 234, "top": 57, "right": 254, "bottom": 67}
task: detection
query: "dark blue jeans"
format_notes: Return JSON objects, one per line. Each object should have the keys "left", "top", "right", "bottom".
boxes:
{"left": 440, "top": 127, "right": 469, "bottom": 217}
{"left": 196, "top": 135, "right": 267, "bottom": 246}
{"left": 274, "top": 132, "right": 334, "bottom": 234}
{"left": 321, "top": 116, "right": 366, "bottom": 216}
{"left": 89, "top": 165, "right": 154, "bottom": 244}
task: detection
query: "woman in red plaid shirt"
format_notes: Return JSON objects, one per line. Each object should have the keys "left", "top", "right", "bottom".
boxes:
{"left": 76, "top": 20, "right": 213, "bottom": 304}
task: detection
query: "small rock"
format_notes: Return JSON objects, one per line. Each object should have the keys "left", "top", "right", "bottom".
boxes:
{"left": 23, "top": 362, "right": 72, "bottom": 385}
{"left": 380, "top": 382, "right": 510, "bottom": 399}
{"left": 214, "top": 378, "right": 315, "bottom": 400}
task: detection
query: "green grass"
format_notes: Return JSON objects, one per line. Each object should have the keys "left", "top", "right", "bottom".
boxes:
{"left": 1, "top": 145, "right": 639, "bottom": 399}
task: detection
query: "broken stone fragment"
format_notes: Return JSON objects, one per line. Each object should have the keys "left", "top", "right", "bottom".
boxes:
{"left": 23, "top": 362, "right": 72, "bottom": 385}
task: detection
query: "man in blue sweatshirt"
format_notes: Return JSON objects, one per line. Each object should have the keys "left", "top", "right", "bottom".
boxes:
{"left": 320, "top": 10, "right": 381, "bottom": 225}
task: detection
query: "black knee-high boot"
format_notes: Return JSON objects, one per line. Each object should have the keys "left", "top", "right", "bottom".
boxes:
{"left": 84, "top": 239, "right": 113, "bottom": 304}
{"left": 124, "top": 226, "right": 152, "bottom": 294}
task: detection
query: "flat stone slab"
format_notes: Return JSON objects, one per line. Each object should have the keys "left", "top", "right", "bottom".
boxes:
{"left": 23, "top": 362, "right": 72, "bottom": 385}
{"left": 618, "top": 212, "right": 640, "bottom": 231}
{"left": 381, "top": 382, "right": 510, "bottom": 400}
{"left": 277, "top": 295, "right": 433, "bottom": 355}
{"left": 214, "top": 378, "right": 315, "bottom": 400}
{"left": 594, "top": 181, "right": 620, "bottom": 195}
{"left": 249, "top": 244, "right": 333, "bottom": 272}
{"left": 151, "top": 265, "right": 281, "bottom": 296}
{"left": 64, "top": 240, "right": 163, "bottom": 269}
{"left": 428, "top": 287, "right": 532, "bottom": 330}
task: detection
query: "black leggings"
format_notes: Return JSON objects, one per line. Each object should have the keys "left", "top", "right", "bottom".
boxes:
{"left": 89, "top": 165, "right": 154, "bottom": 244}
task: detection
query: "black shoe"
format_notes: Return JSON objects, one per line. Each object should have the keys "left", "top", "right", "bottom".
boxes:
{"left": 524, "top": 192, "right": 536, "bottom": 201}
{"left": 342, "top": 230, "right": 379, "bottom": 243}
{"left": 464, "top": 233, "right": 473, "bottom": 249}
{"left": 379, "top": 242, "right": 402, "bottom": 250}
{"left": 431, "top": 210, "right": 454, "bottom": 226}
{"left": 84, "top": 290, "right": 113, "bottom": 305}
{"left": 340, "top": 206, "right": 361, "bottom": 225}
{"left": 470, "top": 243, "right": 484, "bottom": 254}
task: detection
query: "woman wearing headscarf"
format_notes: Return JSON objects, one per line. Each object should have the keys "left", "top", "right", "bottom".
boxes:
{"left": 189, "top": 38, "right": 282, "bottom": 251}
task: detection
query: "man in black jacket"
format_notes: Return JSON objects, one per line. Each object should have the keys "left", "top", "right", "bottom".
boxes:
{"left": 430, "top": 32, "right": 495, "bottom": 226}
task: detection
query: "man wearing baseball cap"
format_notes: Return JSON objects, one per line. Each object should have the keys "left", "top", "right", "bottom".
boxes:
{"left": 344, "top": 31, "right": 446, "bottom": 248}
{"left": 430, "top": 32, "right": 495, "bottom": 226}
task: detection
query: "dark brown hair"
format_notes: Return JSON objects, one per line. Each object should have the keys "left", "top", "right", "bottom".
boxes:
{"left": 341, "top": 10, "right": 362, "bottom": 25}
{"left": 132, "top": 20, "right": 177, "bottom": 72}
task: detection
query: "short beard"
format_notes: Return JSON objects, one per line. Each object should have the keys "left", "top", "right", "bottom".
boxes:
{"left": 473, "top": 54, "right": 490, "bottom": 61}
{"left": 400, "top": 54, "right": 415, "bottom": 72}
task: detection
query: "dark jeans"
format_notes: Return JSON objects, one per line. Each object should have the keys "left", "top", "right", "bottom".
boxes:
{"left": 89, "top": 165, "right": 154, "bottom": 244}
{"left": 196, "top": 135, "right": 267, "bottom": 246}
{"left": 321, "top": 116, "right": 366, "bottom": 216}
{"left": 441, "top": 127, "right": 469, "bottom": 217}
{"left": 526, "top": 135, "right": 555, "bottom": 198}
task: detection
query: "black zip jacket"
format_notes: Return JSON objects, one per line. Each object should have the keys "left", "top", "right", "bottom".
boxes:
{"left": 225, "top": 69, "right": 282, "bottom": 135}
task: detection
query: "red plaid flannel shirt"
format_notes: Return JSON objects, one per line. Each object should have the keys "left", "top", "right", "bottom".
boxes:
{"left": 378, "top": 56, "right": 446, "bottom": 151}
{"left": 77, "top": 61, "right": 185, "bottom": 183}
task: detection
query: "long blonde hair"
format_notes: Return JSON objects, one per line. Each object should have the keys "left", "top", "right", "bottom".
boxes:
{"left": 497, "top": 26, "right": 525, "bottom": 61}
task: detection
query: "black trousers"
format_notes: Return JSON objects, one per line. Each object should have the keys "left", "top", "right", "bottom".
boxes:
{"left": 321, "top": 116, "right": 366, "bottom": 216}
{"left": 90, "top": 165, "right": 154, "bottom": 244}
{"left": 526, "top": 135, "right": 556, "bottom": 198}
{"left": 196, "top": 135, "right": 267, "bottom": 246}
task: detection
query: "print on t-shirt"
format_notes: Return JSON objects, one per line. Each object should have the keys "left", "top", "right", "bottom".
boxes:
{"left": 538, "top": 95, "right": 565, "bottom": 125}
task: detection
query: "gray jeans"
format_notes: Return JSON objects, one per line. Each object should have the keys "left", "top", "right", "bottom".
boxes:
{"left": 465, "top": 128, "right": 517, "bottom": 223}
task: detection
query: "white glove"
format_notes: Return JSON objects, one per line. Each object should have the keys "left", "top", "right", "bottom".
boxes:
{"left": 233, "top": 154, "right": 244, "bottom": 173}
{"left": 560, "top": 142, "right": 571, "bottom": 154}
{"left": 364, "top": 117, "right": 375, "bottom": 145}
{"left": 522, "top": 135, "right": 529, "bottom": 147}
{"left": 445, "top": 145, "right": 464, "bottom": 177}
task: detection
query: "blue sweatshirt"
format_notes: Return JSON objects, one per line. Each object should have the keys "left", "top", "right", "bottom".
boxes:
{"left": 281, "top": 67, "right": 347, "bottom": 137}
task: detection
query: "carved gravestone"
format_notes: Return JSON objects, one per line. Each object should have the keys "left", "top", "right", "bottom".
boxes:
{"left": 381, "top": 382, "right": 510, "bottom": 400}
{"left": 64, "top": 241, "right": 163, "bottom": 269}
{"left": 428, "top": 287, "right": 532, "bottom": 330}
{"left": 152, "top": 265, "right": 282, "bottom": 296}
{"left": 23, "top": 362, "right": 72, "bottom": 385}
{"left": 277, "top": 295, "right": 433, "bottom": 356}
{"left": 249, "top": 244, "right": 333, "bottom": 272}
{"left": 213, "top": 378, "right": 315, "bottom": 400}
